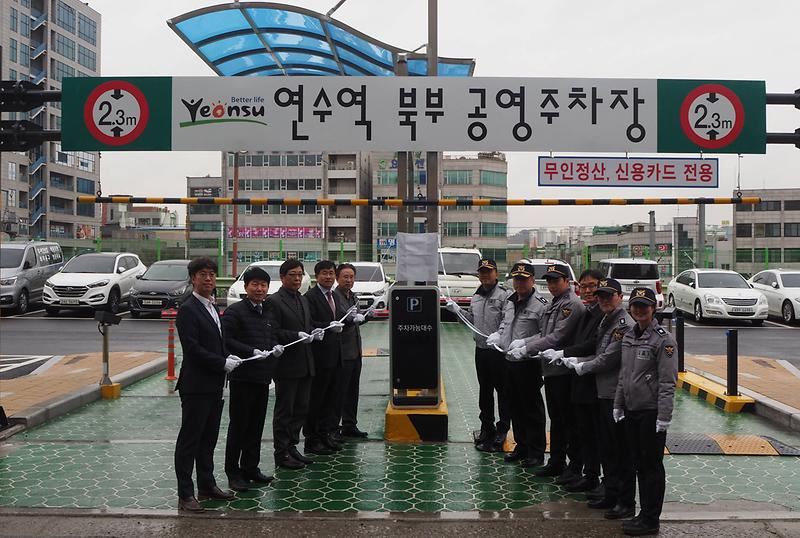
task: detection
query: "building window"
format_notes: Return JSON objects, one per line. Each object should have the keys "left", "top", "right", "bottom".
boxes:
{"left": 480, "top": 197, "right": 505, "bottom": 211}
{"left": 481, "top": 248, "right": 507, "bottom": 264}
{"left": 19, "top": 41, "right": 29, "bottom": 67}
{"left": 785, "top": 223, "right": 800, "bottom": 238}
{"left": 49, "top": 173, "right": 73, "bottom": 190}
{"left": 54, "top": 33, "right": 76, "bottom": 60}
{"left": 377, "top": 170, "right": 398, "bottom": 185}
{"left": 377, "top": 222, "right": 397, "bottom": 237}
{"left": 77, "top": 45, "right": 96, "bottom": 71}
{"left": 444, "top": 196, "right": 471, "bottom": 211}
{"left": 76, "top": 177, "right": 95, "bottom": 194}
{"left": 784, "top": 200, "right": 800, "bottom": 211}
{"left": 8, "top": 68, "right": 17, "bottom": 80}
{"left": 286, "top": 154, "right": 299, "bottom": 166}
{"left": 9, "top": 39, "right": 18, "bottom": 63}
{"left": 55, "top": 1, "right": 77, "bottom": 33}
{"left": 78, "top": 13, "right": 97, "bottom": 45}
{"left": 75, "top": 202, "right": 95, "bottom": 217}
{"left": 444, "top": 170, "right": 471, "bottom": 185}
{"left": 8, "top": 162, "right": 17, "bottom": 181}
{"left": 188, "top": 205, "right": 221, "bottom": 215}
{"left": 480, "top": 222, "right": 507, "bottom": 237}
{"left": 188, "top": 239, "right": 219, "bottom": 249}
{"left": 304, "top": 154, "right": 321, "bottom": 166}
{"left": 754, "top": 223, "right": 781, "bottom": 238}
{"left": 10, "top": 7, "right": 18, "bottom": 32}
{"left": 735, "top": 223, "right": 752, "bottom": 237}
{"left": 52, "top": 60, "right": 75, "bottom": 81}
{"left": 753, "top": 200, "right": 781, "bottom": 211}
{"left": 735, "top": 249, "right": 753, "bottom": 263}
{"left": 480, "top": 170, "right": 507, "bottom": 186}
{"left": 189, "top": 221, "right": 222, "bottom": 232}
{"left": 754, "top": 248, "right": 782, "bottom": 264}
{"left": 785, "top": 249, "right": 800, "bottom": 263}
{"left": 444, "top": 222, "right": 472, "bottom": 236}
{"left": 19, "top": 13, "right": 29, "bottom": 37}
{"left": 735, "top": 202, "right": 752, "bottom": 212}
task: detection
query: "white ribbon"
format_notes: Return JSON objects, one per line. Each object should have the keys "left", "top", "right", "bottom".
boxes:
{"left": 444, "top": 293, "right": 507, "bottom": 354}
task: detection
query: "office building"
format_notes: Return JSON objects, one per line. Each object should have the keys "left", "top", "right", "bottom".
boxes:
{"left": 733, "top": 188, "right": 800, "bottom": 274}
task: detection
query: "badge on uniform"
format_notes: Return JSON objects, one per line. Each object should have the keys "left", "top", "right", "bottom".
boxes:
{"left": 664, "top": 345, "right": 675, "bottom": 357}
{"left": 612, "top": 329, "right": 624, "bottom": 341}
{"left": 562, "top": 307, "right": 572, "bottom": 318}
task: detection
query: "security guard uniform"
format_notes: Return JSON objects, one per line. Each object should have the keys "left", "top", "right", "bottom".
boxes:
{"left": 523, "top": 264, "right": 585, "bottom": 474}
{"left": 461, "top": 258, "right": 513, "bottom": 449}
{"left": 497, "top": 263, "right": 548, "bottom": 464}
{"left": 614, "top": 287, "right": 678, "bottom": 534}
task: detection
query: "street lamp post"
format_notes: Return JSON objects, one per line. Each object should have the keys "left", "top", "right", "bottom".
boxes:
{"left": 231, "top": 152, "right": 240, "bottom": 277}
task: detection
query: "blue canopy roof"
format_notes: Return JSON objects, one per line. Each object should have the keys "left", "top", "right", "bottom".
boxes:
{"left": 168, "top": 2, "right": 475, "bottom": 77}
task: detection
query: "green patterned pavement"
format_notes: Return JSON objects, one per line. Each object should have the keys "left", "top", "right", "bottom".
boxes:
{"left": 1, "top": 322, "right": 799, "bottom": 512}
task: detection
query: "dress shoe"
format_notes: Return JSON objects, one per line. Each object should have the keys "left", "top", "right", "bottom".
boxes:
{"left": 228, "top": 477, "right": 251, "bottom": 492}
{"left": 492, "top": 431, "right": 507, "bottom": 451}
{"left": 244, "top": 471, "right": 274, "bottom": 485}
{"left": 606, "top": 503, "right": 637, "bottom": 520}
{"left": 585, "top": 483, "right": 606, "bottom": 500}
{"left": 329, "top": 431, "right": 345, "bottom": 443}
{"left": 622, "top": 518, "right": 659, "bottom": 536}
{"left": 275, "top": 453, "right": 305, "bottom": 470}
{"left": 304, "top": 441, "right": 334, "bottom": 456}
{"left": 197, "top": 486, "right": 235, "bottom": 501}
{"left": 289, "top": 446, "right": 313, "bottom": 464}
{"left": 564, "top": 477, "right": 600, "bottom": 493}
{"left": 341, "top": 427, "right": 369, "bottom": 438}
{"left": 178, "top": 496, "right": 205, "bottom": 512}
{"left": 554, "top": 468, "right": 582, "bottom": 485}
{"left": 534, "top": 463, "right": 565, "bottom": 477}
{"left": 587, "top": 497, "right": 617, "bottom": 510}
{"left": 323, "top": 435, "right": 343, "bottom": 451}
{"left": 475, "top": 440, "right": 498, "bottom": 453}
{"left": 475, "top": 429, "right": 495, "bottom": 444}
{"left": 503, "top": 449, "right": 527, "bottom": 463}
{"left": 519, "top": 456, "right": 545, "bottom": 468}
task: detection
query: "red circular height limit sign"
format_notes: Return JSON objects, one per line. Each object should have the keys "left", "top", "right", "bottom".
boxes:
{"left": 83, "top": 80, "right": 149, "bottom": 146}
{"left": 679, "top": 84, "right": 744, "bottom": 150}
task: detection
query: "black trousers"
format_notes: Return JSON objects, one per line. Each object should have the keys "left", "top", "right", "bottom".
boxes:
{"left": 225, "top": 380, "right": 269, "bottom": 480}
{"left": 475, "top": 347, "right": 511, "bottom": 435}
{"left": 506, "top": 360, "right": 546, "bottom": 458}
{"left": 544, "top": 375, "right": 582, "bottom": 470}
{"left": 626, "top": 410, "right": 667, "bottom": 523}
{"left": 175, "top": 393, "right": 223, "bottom": 498}
{"left": 593, "top": 398, "right": 635, "bottom": 505}
{"left": 336, "top": 359, "right": 362, "bottom": 430}
{"left": 272, "top": 375, "right": 312, "bottom": 457}
{"left": 573, "top": 401, "right": 600, "bottom": 479}
{"left": 304, "top": 365, "right": 340, "bottom": 443}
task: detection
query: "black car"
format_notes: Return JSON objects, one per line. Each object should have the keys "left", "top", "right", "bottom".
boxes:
{"left": 129, "top": 259, "right": 192, "bottom": 318}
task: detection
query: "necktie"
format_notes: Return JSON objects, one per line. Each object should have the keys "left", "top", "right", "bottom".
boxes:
{"left": 256, "top": 303, "right": 262, "bottom": 315}
{"left": 326, "top": 290, "right": 336, "bottom": 317}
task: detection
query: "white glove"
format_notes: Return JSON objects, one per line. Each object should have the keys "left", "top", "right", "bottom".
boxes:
{"left": 573, "top": 361, "right": 586, "bottom": 376}
{"left": 613, "top": 408, "right": 625, "bottom": 423}
{"left": 224, "top": 356, "right": 242, "bottom": 373}
{"left": 312, "top": 327, "right": 325, "bottom": 341}
{"left": 329, "top": 321, "right": 344, "bottom": 333}
{"left": 255, "top": 349, "right": 271, "bottom": 358}
{"left": 508, "top": 346, "right": 527, "bottom": 360}
{"left": 354, "top": 314, "right": 366, "bottom": 324}
{"left": 485, "top": 332, "right": 501, "bottom": 346}
{"left": 509, "top": 339, "right": 526, "bottom": 350}
{"left": 656, "top": 419, "right": 670, "bottom": 433}
{"left": 298, "top": 331, "right": 315, "bottom": 344}
{"left": 270, "top": 345, "right": 284, "bottom": 358}
{"left": 561, "top": 357, "right": 578, "bottom": 369}
{"left": 542, "top": 349, "right": 564, "bottom": 363}
{"left": 444, "top": 300, "right": 459, "bottom": 313}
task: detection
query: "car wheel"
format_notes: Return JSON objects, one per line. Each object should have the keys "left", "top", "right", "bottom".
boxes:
{"left": 694, "top": 300, "right": 704, "bottom": 323}
{"left": 752, "top": 319, "right": 764, "bottom": 327}
{"left": 16, "top": 289, "right": 29, "bottom": 315}
{"left": 130, "top": 310, "right": 140, "bottom": 319}
{"left": 105, "top": 288, "right": 120, "bottom": 314}
{"left": 668, "top": 294, "right": 675, "bottom": 307}
{"left": 45, "top": 306, "right": 59, "bottom": 316}
{"left": 783, "top": 301, "right": 796, "bottom": 324}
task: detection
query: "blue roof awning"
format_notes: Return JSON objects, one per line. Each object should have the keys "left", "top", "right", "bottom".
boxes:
{"left": 168, "top": 2, "right": 475, "bottom": 77}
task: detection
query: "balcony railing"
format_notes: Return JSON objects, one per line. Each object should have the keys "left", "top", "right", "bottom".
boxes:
{"left": 30, "top": 70, "right": 47, "bottom": 86}
{"left": 30, "top": 205, "right": 46, "bottom": 225}
{"left": 30, "top": 155, "right": 46, "bottom": 175}
{"left": 29, "top": 180, "right": 46, "bottom": 200}
{"left": 31, "top": 11, "right": 47, "bottom": 31}
{"left": 31, "top": 42, "right": 47, "bottom": 60}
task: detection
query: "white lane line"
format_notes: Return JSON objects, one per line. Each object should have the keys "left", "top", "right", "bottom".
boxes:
{"left": 777, "top": 360, "right": 800, "bottom": 381}
{"left": 740, "top": 372, "right": 760, "bottom": 379}
{"left": 31, "top": 355, "right": 64, "bottom": 376}
{"left": 0, "top": 357, "right": 50, "bottom": 372}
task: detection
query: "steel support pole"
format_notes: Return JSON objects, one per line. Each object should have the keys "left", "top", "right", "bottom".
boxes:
{"left": 322, "top": 151, "right": 329, "bottom": 257}
{"left": 697, "top": 203, "right": 705, "bottom": 268}
{"left": 100, "top": 325, "right": 112, "bottom": 386}
{"left": 726, "top": 329, "right": 739, "bottom": 396}
{"left": 396, "top": 55, "right": 409, "bottom": 234}
{"left": 649, "top": 210, "right": 656, "bottom": 261}
{"left": 676, "top": 311, "right": 685, "bottom": 373}
{"left": 232, "top": 153, "right": 239, "bottom": 277}
{"left": 425, "top": 0, "right": 439, "bottom": 234}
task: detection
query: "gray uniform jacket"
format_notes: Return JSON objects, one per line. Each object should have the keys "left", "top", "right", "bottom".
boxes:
{"left": 462, "top": 282, "right": 512, "bottom": 348}
{"left": 523, "top": 288, "right": 585, "bottom": 377}
{"left": 614, "top": 318, "right": 678, "bottom": 422}
{"left": 574, "top": 307, "right": 634, "bottom": 399}
{"left": 497, "top": 291, "right": 548, "bottom": 362}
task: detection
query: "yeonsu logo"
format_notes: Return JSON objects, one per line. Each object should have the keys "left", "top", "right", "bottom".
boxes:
{"left": 179, "top": 98, "right": 268, "bottom": 128}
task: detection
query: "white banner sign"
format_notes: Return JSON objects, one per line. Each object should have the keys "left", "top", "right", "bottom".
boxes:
{"left": 538, "top": 156, "right": 719, "bottom": 188}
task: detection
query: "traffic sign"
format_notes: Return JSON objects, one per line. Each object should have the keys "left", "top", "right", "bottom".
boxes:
{"left": 83, "top": 80, "right": 150, "bottom": 146}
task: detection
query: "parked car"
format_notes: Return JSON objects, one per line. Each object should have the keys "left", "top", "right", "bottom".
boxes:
{"left": 129, "top": 259, "right": 193, "bottom": 318}
{"left": 0, "top": 241, "right": 64, "bottom": 314}
{"left": 43, "top": 252, "right": 146, "bottom": 315}
{"left": 598, "top": 258, "right": 664, "bottom": 310}
{"left": 748, "top": 269, "right": 800, "bottom": 324}
{"left": 348, "top": 262, "right": 390, "bottom": 318}
{"left": 504, "top": 258, "right": 578, "bottom": 301}
{"left": 668, "top": 269, "right": 768, "bottom": 325}
{"left": 438, "top": 247, "right": 482, "bottom": 308}
{"left": 226, "top": 260, "right": 311, "bottom": 306}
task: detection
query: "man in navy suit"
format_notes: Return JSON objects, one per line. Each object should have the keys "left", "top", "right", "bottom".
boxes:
{"left": 174, "top": 257, "right": 241, "bottom": 512}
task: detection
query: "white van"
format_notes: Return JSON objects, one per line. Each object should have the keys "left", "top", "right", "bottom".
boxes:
{"left": 598, "top": 258, "right": 664, "bottom": 310}
{"left": 0, "top": 241, "right": 64, "bottom": 314}
{"left": 438, "top": 247, "right": 482, "bottom": 308}
{"left": 226, "top": 260, "right": 311, "bottom": 306}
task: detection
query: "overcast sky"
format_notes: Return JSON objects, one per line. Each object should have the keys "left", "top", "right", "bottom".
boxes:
{"left": 87, "top": 0, "right": 800, "bottom": 233}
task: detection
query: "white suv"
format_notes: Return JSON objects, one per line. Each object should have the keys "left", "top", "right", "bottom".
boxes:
{"left": 43, "top": 252, "right": 146, "bottom": 315}
{"left": 348, "top": 262, "right": 390, "bottom": 316}
{"left": 227, "top": 261, "right": 310, "bottom": 306}
{"left": 599, "top": 258, "right": 664, "bottom": 310}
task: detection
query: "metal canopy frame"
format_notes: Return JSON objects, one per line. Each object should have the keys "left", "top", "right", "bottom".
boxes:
{"left": 167, "top": 2, "right": 475, "bottom": 77}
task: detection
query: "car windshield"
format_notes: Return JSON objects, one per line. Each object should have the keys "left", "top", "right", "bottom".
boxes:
{"left": 698, "top": 273, "right": 749, "bottom": 289}
{"left": 610, "top": 263, "right": 659, "bottom": 280}
{"left": 353, "top": 265, "right": 383, "bottom": 282}
{"left": 142, "top": 264, "right": 189, "bottom": 281}
{"left": 241, "top": 265, "right": 282, "bottom": 281}
{"left": 781, "top": 274, "right": 800, "bottom": 288}
{"left": 0, "top": 248, "right": 24, "bottom": 269}
{"left": 62, "top": 255, "right": 116, "bottom": 273}
{"left": 438, "top": 253, "right": 480, "bottom": 275}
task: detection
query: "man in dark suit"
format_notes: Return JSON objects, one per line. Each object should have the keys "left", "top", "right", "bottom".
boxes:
{"left": 222, "top": 266, "right": 285, "bottom": 492}
{"left": 174, "top": 257, "right": 240, "bottom": 512}
{"left": 333, "top": 263, "right": 369, "bottom": 438}
{"left": 303, "top": 260, "right": 346, "bottom": 455}
{"left": 264, "top": 259, "right": 317, "bottom": 470}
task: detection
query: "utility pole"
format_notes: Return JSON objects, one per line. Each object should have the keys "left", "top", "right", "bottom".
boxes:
{"left": 649, "top": 210, "right": 656, "bottom": 261}
{"left": 697, "top": 204, "right": 706, "bottom": 268}
{"left": 231, "top": 152, "right": 240, "bottom": 277}
{"left": 425, "top": 0, "right": 439, "bottom": 234}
